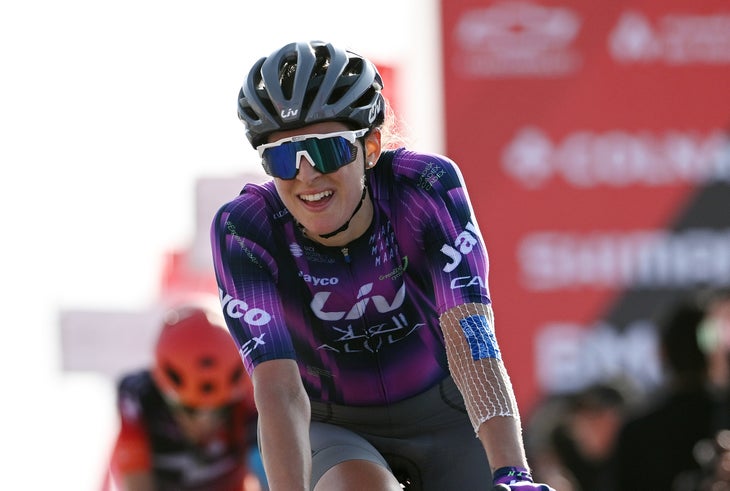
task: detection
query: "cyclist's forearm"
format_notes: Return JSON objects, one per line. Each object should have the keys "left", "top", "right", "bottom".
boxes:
{"left": 440, "top": 303, "right": 531, "bottom": 470}
{"left": 478, "top": 414, "right": 529, "bottom": 472}
{"left": 258, "top": 406, "right": 311, "bottom": 490}
{"left": 254, "top": 361, "right": 312, "bottom": 491}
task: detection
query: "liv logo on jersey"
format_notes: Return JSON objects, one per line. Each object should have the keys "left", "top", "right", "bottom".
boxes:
{"left": 311, "top": 282, "right": 407, "bottom": 321}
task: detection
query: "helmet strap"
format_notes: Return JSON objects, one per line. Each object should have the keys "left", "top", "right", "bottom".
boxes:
{"left": 318, "top": 185, "right": 368, "bottom": 239}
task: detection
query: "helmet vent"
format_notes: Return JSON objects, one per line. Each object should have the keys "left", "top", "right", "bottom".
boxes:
{"left": 164, "top": 364, "right": 183, "bottom": 388}
{"left": 199, "top": 356, "right": 215, "bottom": 368}
{"left": 230, "top": 366, "right": 244, "bottom": 386}
{"left": 325, "top": 58, "right": 364, "bottom": 106}
{"left": 240, "top": 104, "right": 260, "bottom": 122}
{"left": 353, "top": 87, "right": 377, "bottom": 109}
{"left": 279, "top": 61, "right": 298, "bottom": 100}
{"left": 200, "top": 381, "right": 215, "bottom": 394}
{"left": 312, "top": 45, "right": 331, "bottom": 72}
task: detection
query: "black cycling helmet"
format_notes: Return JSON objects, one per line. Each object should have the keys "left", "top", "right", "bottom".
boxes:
{"left": 238, "top": 40, "right": 385, "bottom": 148}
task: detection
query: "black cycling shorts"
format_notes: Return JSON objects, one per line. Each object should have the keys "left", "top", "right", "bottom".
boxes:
{"left": 308, "top": 376, "right": 491, "bottom": 490}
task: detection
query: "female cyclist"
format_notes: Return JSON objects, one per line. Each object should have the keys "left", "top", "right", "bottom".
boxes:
{"left": 211, "top": 40, "right": 554, "bottom": 491}
{"left": 108, "top": 302, "right": 263, "bottom": 491}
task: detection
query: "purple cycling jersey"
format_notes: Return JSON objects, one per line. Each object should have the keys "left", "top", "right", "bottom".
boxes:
{"left": 211, "top": 149, "right": 492, "bottom": 406}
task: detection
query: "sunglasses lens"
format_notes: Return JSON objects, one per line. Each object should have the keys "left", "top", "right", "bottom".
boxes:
{"left": 261, "top": 135, "right": 358, "bottom": 179}
{"left": 306, "top": 136, "right": 356, "bottom": 173}
{"left": 262, "top": 144, "right": 300, "bottom": 179}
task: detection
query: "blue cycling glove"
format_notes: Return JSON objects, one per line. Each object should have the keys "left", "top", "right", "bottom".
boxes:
{"left": 492, "top": 466, "right": 555, "bottom": 491}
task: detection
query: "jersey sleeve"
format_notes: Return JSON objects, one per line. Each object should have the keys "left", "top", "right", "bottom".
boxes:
{"left": 210, "top": 183, "right": 297, "bottom": 374}
{"left": 392, "top": 150, "right": 491, "bottom": 313}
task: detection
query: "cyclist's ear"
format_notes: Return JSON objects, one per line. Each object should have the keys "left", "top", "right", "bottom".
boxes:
{"left": 364, "top": 128, "right": 381, "bottom": 166}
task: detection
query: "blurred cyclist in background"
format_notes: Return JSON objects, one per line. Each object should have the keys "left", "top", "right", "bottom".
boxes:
{"left": 210, "top": 40, "right": 554, "bottom": 491}
{"left": 106, "top": 300, "right": 264, "bottom": 491}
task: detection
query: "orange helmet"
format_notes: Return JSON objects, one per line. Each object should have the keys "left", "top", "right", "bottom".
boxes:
{"left": 152, "top": 303, "right": 251, "bottom": 409}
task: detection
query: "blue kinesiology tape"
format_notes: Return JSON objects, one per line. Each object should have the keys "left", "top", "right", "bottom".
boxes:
{"left": 458, "top": 314, "right": 501, "bottom": 360}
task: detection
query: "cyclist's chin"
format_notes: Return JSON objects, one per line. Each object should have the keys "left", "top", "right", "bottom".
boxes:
{"left": 176, "top": 416, "right": 225, "bottom": 444}
{"left": 301, "top": 221, "right": 337, "bottom": 238}
{"left": 297, "top": 214, "right": 343, "bottom": 237}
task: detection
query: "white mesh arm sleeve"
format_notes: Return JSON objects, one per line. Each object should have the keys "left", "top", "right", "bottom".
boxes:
{"left": 439, "top": 302, "right": 520, "bottom": 434}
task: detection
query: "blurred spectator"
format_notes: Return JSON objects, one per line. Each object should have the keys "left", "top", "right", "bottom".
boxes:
{"left": 525, "top": 392, "right": 577, "bottom": 491}
{"left": 698, "top": 287, "right": 730, "bottom": 396}
{"left": 526, "top": 380, "right": 631, "bottom": 491}
{"left": 555, "top": 382, "right": 628, "bottom": 490}
{"left": 104, "top": 300, "right": 266, "bottom": 491}
{"left": 612, "top": 292, "right": 720, "bottom": 491}
{"left": 695, "top": 287, "right": 730, "bottom": 490}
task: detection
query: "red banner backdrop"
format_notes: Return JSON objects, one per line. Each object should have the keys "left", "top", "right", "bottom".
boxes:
{"left": 440, "top": 0, "right": 730, "bottom": 414}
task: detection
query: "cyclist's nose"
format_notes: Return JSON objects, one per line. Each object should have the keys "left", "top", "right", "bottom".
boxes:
{"left": 296, "top": 155, "right": 320, "bottom": 181}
